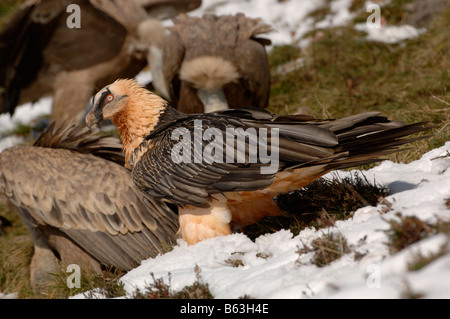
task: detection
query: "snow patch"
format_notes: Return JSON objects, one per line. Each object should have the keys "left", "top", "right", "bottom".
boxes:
{"left": 114, "top": 142, "right": 450, "bottom": 299}
{"left": 355, "top": 23, "right": 426, "bottom": 43}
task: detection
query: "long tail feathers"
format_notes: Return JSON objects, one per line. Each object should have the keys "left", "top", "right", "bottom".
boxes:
{"left": 225, "top": 111, "right": 435, "bottom": 221}
{"left": 265, "top": 112, "right": 435, "bottom": 171}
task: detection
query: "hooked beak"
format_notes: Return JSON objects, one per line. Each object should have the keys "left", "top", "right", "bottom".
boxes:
{"left": 85, "top": 100, "right": 102, "bottom": 129}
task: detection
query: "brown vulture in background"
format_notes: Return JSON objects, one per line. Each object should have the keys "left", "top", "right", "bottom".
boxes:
{"left": 85, "top": 79, "right": 433, "bottom": 245}
{"left": 0, "top": 121, "right": 178, "bottom": 289}
{"left": 0, "top": 0, "right": 201, "bottom": 124}
{"left": 137, "top": 13, "right": 272, "bottom": 113}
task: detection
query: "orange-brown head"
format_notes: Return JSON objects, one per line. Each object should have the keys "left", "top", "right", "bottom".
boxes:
{"left": 85, "top": 78, "right": 167, "bottom": 166}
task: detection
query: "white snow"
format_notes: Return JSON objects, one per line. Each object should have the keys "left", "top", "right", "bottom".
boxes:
{"left": 0, "top": 292, "right": 18, "bottom": 299}
{"left": 189, "top": 0, "right": 424, "bottom": 46}
{"left": 0, "top": 96, "right": 52, "bottom": 135}
{"left": 315, "top": 0, "right": 355, "bottom": 30}
{"left": 134, "top": 69, "right": 153, "bottom": 86}
{"left": 0, "top": 135, "right": 25, "bottom": 153}
{"left": 189, "top": 0, "right": 326, "bottom": 46}
{"left": 355, "top": 23, "right": 426, "bottom": 44}
{"left": 117, "top": 142, "right": 450, "bottom": 299}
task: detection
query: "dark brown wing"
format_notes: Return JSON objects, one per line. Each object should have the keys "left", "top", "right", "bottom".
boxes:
{"left": 162, "top": 13, "right": 272, "bottom": 112}
{"left": 0, "top": 0, "right": 129, "bottom": 115}
{"left": 162, "top": 21, "right": 185, "bottom": 104}
{"left": 89, "top": 0, "right": 147, "bottom": 31}
{"left": 226, "top": 13, "right": 272, "bottom": 108}
{"left": 220, "top": 108, "right": 434, "bottom": 170}
{"left": 0, "top": 0, "right": 63, "bottom": 114}
{"left": 33, "top": 121, "right": 126, "bottom": 166}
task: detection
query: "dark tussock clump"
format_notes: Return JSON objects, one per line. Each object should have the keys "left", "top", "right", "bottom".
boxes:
{"left": 276, "top": 172, "right": 389, "bottom": 218}
{"left": 243, "top": 173, "right": 389, "bottom": 240}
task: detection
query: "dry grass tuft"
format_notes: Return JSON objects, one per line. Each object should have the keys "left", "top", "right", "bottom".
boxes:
{"left": 400, "top": 280, "right": 424, "bottom": 299}
{"left": 384, "top": 213, "right": 435, "bottom": 253}
{"left": 297, "top": 231, "right": 351, "bottom": 267}
{"left": 384, "top": 213, "right": 450, "bottom": 254}
{"left": 225, "top": 252, "right": 245, "bottom": 268}
{"left": 131, "top": 265, "right": 213, "bottom": 299}
{"left": 407, "top": 242, "right": 449, "bottom": 272}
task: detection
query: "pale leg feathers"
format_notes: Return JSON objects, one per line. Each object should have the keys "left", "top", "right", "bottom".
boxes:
{"left": 179, "top": 165, "right": 330, "bottom": 244}
{"left": 179, "top": 200, "right": 232, "bottom": 245}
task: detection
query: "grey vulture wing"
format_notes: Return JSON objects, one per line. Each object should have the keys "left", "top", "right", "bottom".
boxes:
{"left": 0, "top": 123, "right": 178, "bottom": 276}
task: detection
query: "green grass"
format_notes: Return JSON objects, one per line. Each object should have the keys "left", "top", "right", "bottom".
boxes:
{"left": 43, "top": 266, "right": 126, "bottom": 299}
{"left": 0, "top": 0, "right": 22, "bottom": 29}
{"left": 0, "top": 205, "right": 35, "bottom": 298}
{"left": 268, "top": 3, "right": 450, "bottom": 163}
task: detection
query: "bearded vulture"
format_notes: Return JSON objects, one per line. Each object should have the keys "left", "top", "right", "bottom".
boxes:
{"left": 86, "top": 79, "right": 432, "bottom": 245}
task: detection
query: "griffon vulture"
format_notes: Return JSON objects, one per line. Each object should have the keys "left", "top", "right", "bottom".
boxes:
{"left": 137, "top": 13, "right": 272, "bottom": 113}
{"left": 0, "top": 0, "right": 201, "bottom": 123}
{"left": 0, "top": 121, "right": 178, "bottom": 289}
{"left": 85, "top": 79, "right": 433, "bottom": 245}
